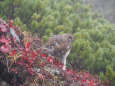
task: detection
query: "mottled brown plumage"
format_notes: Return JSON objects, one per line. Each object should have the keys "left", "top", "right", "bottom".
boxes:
{"left": 46, "top": 34, "right": 74, "bottom": 70}
{"left": 46, "top": 34, "right": 74, "bottom": 58}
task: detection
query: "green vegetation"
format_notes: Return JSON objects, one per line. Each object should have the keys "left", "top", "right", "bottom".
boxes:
{"left": 0, "top": 0, "right": 115, "bottom": 85}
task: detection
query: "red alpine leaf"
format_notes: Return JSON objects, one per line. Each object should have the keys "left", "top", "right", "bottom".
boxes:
{"left": 11, "top": 50, "right": 17, "bottom": 56}
{"left": 89, "top": 80, "right": 95, "bottom": 86}
{"left": 0, "top": 24, "right": 7, "bottom": 32}
{"left": 47, "top": 57, "right": 53, "bottom": 63}
{"left": 41, "top": 53, "right": 47, "bottom": 58}
{"left": 0, "top": 44, "right": 11, "bottom": 53}
{"left": 0, "top": 35, "right": 11, "bottom": 44}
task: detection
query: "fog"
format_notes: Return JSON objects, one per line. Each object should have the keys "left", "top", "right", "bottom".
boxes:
{"left": 85, "top": 0, "right": 115, "bottom": 23}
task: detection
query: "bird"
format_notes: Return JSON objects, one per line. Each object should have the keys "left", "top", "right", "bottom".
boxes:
{"left": 45, "top": 33, "right": 74, "bottom": 70}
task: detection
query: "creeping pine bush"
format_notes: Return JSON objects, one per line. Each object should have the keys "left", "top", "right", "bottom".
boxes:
{"left": 0, "top": 18, "right": 107, "bottom": 86}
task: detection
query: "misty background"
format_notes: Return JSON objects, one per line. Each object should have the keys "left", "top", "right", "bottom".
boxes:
{"left": 85, "top": 0, "right": 115, "bottom": 23}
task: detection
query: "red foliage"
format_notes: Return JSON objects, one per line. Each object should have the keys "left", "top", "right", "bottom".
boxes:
{"left": 0, "top": 18, "right": 108, "bottom": 86}
{"left": 0, "top": 35, "right": 11, "bottom": 44}
{"left": 47, "top": 56, "right": 53, "bottom": 63}
{"left": 0, "top": 44, "right": 11, "bottom": 53}
{"left": 11, "top": 50, "right": 17, "bottom": 56}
